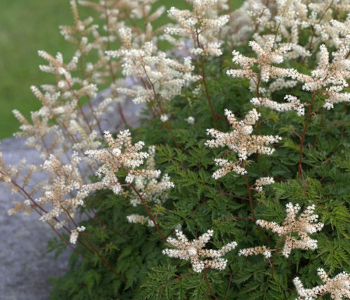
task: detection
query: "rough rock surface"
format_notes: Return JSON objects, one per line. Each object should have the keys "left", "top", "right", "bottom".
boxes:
{"left": 0, "top": 98, "right": 143, "bottom": 300}
{"left": 0, "top": 137, "right": 72, "bottom": 300}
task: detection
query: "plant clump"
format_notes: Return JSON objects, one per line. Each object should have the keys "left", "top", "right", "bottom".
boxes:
{"left": 2, "top": 0, "right": 350, "bottom": 299}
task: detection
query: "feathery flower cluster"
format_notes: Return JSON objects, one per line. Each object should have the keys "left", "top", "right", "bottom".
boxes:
{"left": 36, "top": 152, "right": 86, "bottom": 227}
{"left": 238, "top": 245, "right": 271, "bottom": 259}
{"left": 226, "top": 36, "right": 300, "bottom": 82}
{"left": 6, "top": 0, "right": 350, "bottom": 295}
{"left": 302, "top": 44, "right": 350, "bottom": 110}
{"left": 70, "top": 229, "right": 79, "bottom": 244}
{"left": 12, "top": 106, "right": 63, "bottom": 157}
{"left": 205, "top": 109, "right": 281, "bottom": 168}
{"left": 0, "top": 149, "right": 38, "bottom": 207}
{"left": 254, "top": 176, "right": 274, "bottom": 192}
{"left": 162, "top": 229, "right": 237, "bottom": 273}
{"left": 227, "top": 0, "right": 311, "bottom": 50}
{"left": 261, "top": 78, "right": 299, "bottom": 97}
{"left": 160, "top": 114, "right": 169, "bottom": 122}
{"left": 250, "top": 95, "right": 305, "bottom": 116}
{"left": 185, "top": 116, "right": 195, "bottom": 125}
{"left": 108, "top": 40, "right": 200, "bottom": 106}
{"left": 13, "top": 48, "right": 114, "bottom": 165}
{"left": 256, "top": 203, "right": 324, "bottom": 257}
{"left": 7, "top": 200, "right": 33, "bottom": 217}
{"left": 38, "top": 50, "right": 98, "bottom": 103}
{"left": 59, "top": 0, "right": 98, "bottom": 46}
{"left": 211, "top": 158, "right": 246, "bottom": 179}
{"left": 127, "top": 214, "right": 154, "bottom": 227}
{"left": 85, "top": 130, "right": 155, "bottom": 195}
{"left": 227, "top": 0, "right": 269, "bottom": 46}
{"left": 128, "top": 146, "right": 174, "bottom": 207}
{"left": 78, "top": 0, "right": 166, "bottom": 48}
{"left": 294, "top": 268, "right": 350, "bottom": 300}
{"left": 69, "top": 226, "right": 86, "bottom": 244}
{"left": 38, "top": 51, "right": 78, "bottom": 79}
{"left": 165, "top": 0, "right": 229, "bottom": 57}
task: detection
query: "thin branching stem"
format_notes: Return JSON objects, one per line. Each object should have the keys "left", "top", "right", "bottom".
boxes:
{"left": 193, "top": 27, "right": 219, "bottom": 129}
{"left": 129, "top": 182, "right": 167, "bottom": 243}
{"left": 63, "top": 206, "right": 127, "bottom": 282}
{"left": 271, "top": 238, "right": 285, "bottom": 278}
{"left": 313, "top": 107, "right": 326, "bottom": 146}
{"left": 244, "top": 173, "right": 256, "bottom": 222}
{"left": 203, "top": 269, "right": 219, "bottom": 300}
{"left": 298, "top": 91, "right": 317, "bottom": 179}
{"left": 200, "top": 55, "right": 220, "bottom": 129}
{"left": 4, "top": 174, "right": 94, "bottom": 259}
{"left": 103, "top": 2, "right": 128, "bottom": 128}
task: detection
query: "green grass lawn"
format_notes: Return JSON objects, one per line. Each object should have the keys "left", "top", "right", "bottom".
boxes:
{"left": 0, "top": 0, "right": 243, "bottom": 139}
{"left": 0, "top": 0, "right": 77, "bottom": 139}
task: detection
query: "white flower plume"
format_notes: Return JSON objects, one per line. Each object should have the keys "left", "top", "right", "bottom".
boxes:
{"left": 162, "top": 229, "right": 237, "bottom": 273}
{"left": 85, "top": 130, "right": 156, "bottom": 194}
{"left": 206, "top": 108, "right": 281, "bottom": 161}
{"left": 294, "top": 268, "right": 350, "bottom": 300}
{"left": 257, "top": 203, "right": 324, "bottom": 257}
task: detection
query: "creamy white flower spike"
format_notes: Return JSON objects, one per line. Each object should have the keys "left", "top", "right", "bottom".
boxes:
{"left": 294, "top": 268, "right": 350, "bottom": 300}
{"left": 128, "top": 147, "right": 174, "bottom": 207}
{"left": 239, "top": 245, "right": 272, "bottom": 260}
{"left": 70, "top": 229, "right": 79, "bottom": 244}
{"left": 256, "top": 203, "right": 324, "bottom": 258}
{"left": 250, "top": 95, "right": 305, "bottom": 116}
{"left": 85, "top": 130, "right": 159, "bottom": 195}
{"left": 108, "top": 41, "right": 200, "bottom": 106}
{"left": 165, "top": 0, "right": 229, "bottom": 57}
{"left": 162, "top": 229, "right": 237, "bottom": 273}
{"left": 127, "top": 214, "right": 154, "bottom": 227}
{"left": 255, "top": 177, "right": 275, "bottom": 192}
{"left": 205, "top": 109, "right": 281, "bottom": 178}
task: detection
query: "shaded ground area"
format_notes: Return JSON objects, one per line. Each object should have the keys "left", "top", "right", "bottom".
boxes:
{"left": 0, "top": 137, "right": 72, "bottom": 300}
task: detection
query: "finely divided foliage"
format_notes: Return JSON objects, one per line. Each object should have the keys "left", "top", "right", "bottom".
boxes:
{"left": 2, "top": 0, "right": 350, "bottom": 299}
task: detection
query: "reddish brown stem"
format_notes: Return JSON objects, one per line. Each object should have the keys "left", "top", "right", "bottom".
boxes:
{"left": 270, "top": 238, "right": 285, "bottom": 278}
{"left": 129, "top": 183, "right": 167, "bottom": 243}
{"left": 298, "top": 92, "right": 317, "bottom": 178}
{"left": 225, "top": 269, "right": 233, "bottom": 300}
{"left": 193, "top": 27, "right": 219, "bottom": 129}
{"left": 203, "top": 269, "right": 219, "bottom": 300}
{"left": 313, "top": 107, "right": 326, "bottom": 147}
{"left": 4, "top": 174, "right": 94, "bottom": 259}
{"left": 244, "top": 173, "right": 256, "bottom": 222}
{"left": 103, "top": 2, "right": 128, "bottom": 128}
{"left": 217, "top": 190, "right": 253, "bottom": 202}
{"left": 200, "top": 55, "right": 219, "bottom": 130}
{"left": 65, "top": 77, "right": 94, "bottom": 134}
{"left": 52, "top": 226, "right": 91, "bottom": 261}
{"left": 160, "top": 272, "right": 192, "bottom": 288}
{"left": 63, "top": 206, "right": 127, "bottom": 282}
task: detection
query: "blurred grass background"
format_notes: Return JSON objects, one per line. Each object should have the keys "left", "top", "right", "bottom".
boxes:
{"left": 0, "top": 0, "right": 76, "bottom": 139}
{"left": 0, "top": 0, "right": 243, "bottom": 139}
